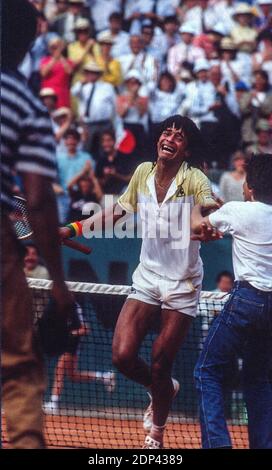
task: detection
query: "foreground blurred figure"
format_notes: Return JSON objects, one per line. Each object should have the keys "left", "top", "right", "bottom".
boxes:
{"left": 1, "top": 0, "right": 73, "bottom": 448}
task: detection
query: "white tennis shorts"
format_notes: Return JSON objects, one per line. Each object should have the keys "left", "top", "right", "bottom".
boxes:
{"left": 127, "top": 263, "right": 201, "bottom": 317}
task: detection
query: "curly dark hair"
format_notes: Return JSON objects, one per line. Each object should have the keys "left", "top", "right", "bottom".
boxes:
{"left": 156, "top": 115, "right": 209, "bottom": 170}
{"left": 246, "top": 154, "right": 272, "bottom": 204}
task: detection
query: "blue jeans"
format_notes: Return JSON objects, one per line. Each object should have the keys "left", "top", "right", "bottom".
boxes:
{"left": 194, "top": 282, "right": 272, "bottom": 449}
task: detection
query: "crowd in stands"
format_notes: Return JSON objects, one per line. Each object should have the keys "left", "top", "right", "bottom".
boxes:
{"left": 20, "top": 0, "right": 272, "bottom": 223}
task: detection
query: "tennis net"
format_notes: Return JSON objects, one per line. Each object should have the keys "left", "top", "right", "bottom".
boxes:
{"left": 4, "top": 279, "right": 249, "bottom": 449}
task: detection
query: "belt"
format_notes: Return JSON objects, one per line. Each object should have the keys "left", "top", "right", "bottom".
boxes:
{"left": 234, "top": 281, "right": 272, "bottom": 294}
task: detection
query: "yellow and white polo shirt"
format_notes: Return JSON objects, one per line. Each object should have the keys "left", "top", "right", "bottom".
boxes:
{"left": 118, "top": 161, "right": 215, "bottom": 282}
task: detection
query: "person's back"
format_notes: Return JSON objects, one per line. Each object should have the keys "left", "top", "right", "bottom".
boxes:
{"left": 213, "top": 200, "right": 272, "bottom": 291}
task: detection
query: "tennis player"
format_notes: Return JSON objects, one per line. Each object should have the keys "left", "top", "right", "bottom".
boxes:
{"left": 191, "top": 154, "right": 272, "bottom": 449}
{"left": 1, "top": 0, "right": 74, "bottom": 448}
{"left": 61, "top": 115, "right": 218, "bottom": 448}
{"left": 44, "top": 303, "right": 116, "bottom": 413}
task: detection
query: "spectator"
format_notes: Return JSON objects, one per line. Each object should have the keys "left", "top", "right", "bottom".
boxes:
{"left": 56, "top": 128, "right": 95, "bottom": 222}
{"left": 116, "top": 69, "right": 148, "bottom": 158}
{"left": 182, "top": 0, "right": 219, "bottom": 35}
{"left": 23, "top": 243, "right": 50, "bottom": 280}
{"left": 94, "top": 31, "right": 122, "bottom": 86}
{"left": 39, "top": 87, "right": 58, "bottom": 113}
{"left": 104, "top": 12, "right": 130, "bottom": 58}
{"left": 67, "top": 18, "right": 95, "bottom": 85}
{"left": 214, "top": 271, "right": 235, "bottom": 293}
{"left": 87, "top": 0, "right": 122, "bottom": 34}
{"left": 230, "top": 3, "right": 257, "bottom": 53}
{"left": 40, "top": 37, "right": 74, "bottom": 108}
{"left": 148, "top": 72, "right": 185, "bottom": 155}
{"left": 159, "top": 15, "right": 180, "bottom": 60}
{"left": 219, "top": 37, "right": 251, "bottom": 87}
{"left": 180, "top": 59, "right": 220, "bottom": 162}
{"left": 123, "top": 0, "right": 155, "bottom": 34}
{"left": 51, "top": 107, "right": 74, "bottom": 153}
{"left": 167, "top": 23, "right": 204, "bottom": 79}
{"left": 253, "top": 30, "right": 272, "bottom": 86}
{"left": 19, "top": 12, "right": 58, "bottom": 94}
{"left": 255, "top": 0, "right": 272, "bottom": 31}
{"left": 246, "top": 119, "right": 272, "bottom": 154}
{"left": 71, "top": 60, "right": 116, "bottom": 155}
{"left": 68, "top": 169, "right": 103, "bottom": 221}
{"left": 140, "top": 20, "right": 165, "bottom": 67}
{"left": 96, "top": 130, "right": 136, "bottom": 195}
{"left": 50, "top": 0, "right": 93, "bottom": 43}
{"left": 219, "top": 151, "right": 248, "bottom": 202}
{"left": 118, "top": 34, "right": 158, "bottom": 84}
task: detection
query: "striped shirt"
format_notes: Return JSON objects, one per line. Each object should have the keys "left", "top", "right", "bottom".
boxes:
{"left": 1, "top": 69, "right": 57, "bottom": 211}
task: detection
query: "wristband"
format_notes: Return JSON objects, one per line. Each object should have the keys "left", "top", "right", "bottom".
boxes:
{"left": 66, "top": 221, "right": 83, "bottom": 238}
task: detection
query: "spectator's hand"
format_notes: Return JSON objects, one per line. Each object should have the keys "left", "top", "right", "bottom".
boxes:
{"left": 51, "top": 281, "right": 74, "bottom": 320}
{"left": 191, "top": 223, "right": 223, "bottom": 242}
{"left": 86, "top": 39, "right": 95, "bottom": 51}
{"left": 217, "top": 84, "right": 227, "bottom": 96}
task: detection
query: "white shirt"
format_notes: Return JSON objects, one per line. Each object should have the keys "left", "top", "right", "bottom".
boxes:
{"left": 147, "top": 82, "right": 186, "bottom": 123}
{"left": 87, "top": 0, "right": 122, "bottom": 32}
{"left": 118, "top": 51, "right": 158, "bottom": 84}
{"left": 209, "top": 201, "right": 272, "bottom": 291}
{"left": 168, "top": 42, "right": 205, "bottom": 76}
{"left": 103, "top": 30, "right": 130, "bottom": 58}
{"left": 180, "top": 80, "right": 217, "bottom": 125}
{"left": 183, "top": 5, "right": 218, "bottom": 35}
{"left": 71, "top": 80, "right": 116, "bottom": 122}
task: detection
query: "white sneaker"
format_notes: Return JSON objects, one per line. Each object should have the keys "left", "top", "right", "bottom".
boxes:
{"left": 103, "top": 372, "right": 116, "bottom": 393}
{"left": 143, "top": 435, "right": 163, "bottom": 449}
{"left": 143, "top": 378, "right": 180, "bottom": 431}
{"left": 43, "top": 401, "right": 59, "bottom": 414}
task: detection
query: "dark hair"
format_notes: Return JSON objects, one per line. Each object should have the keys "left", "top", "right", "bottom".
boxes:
{"left": 24, "top": 241, "right": 40, "bottom": 256}
{"left": 2, "top": 0, "right": 39, "bottom": 68}
{"left": 64, "top": 128, "right": 81, "bottom": 140}
{"left": 158, "top": 72, "right": 176, "bottom": 92}
{"left": 254, "top": 69, "right": 270, "bottom": 91}
{"left": 246, "top": 154, "right": 272, "bottom": 204}
{"left": 109, "top": 12, "right": 123, "bottom": 22}
{"left": 216, "top": 271, "right": 234, "bottom": 284}
{"left": 156, "top": 115, "right": 210, "bottom": 170}
{"left": 164, "top": 15, "right": 178, "bottom": 24}
{"left": 101, "top": 129, "right": 116, "bottom": 141}
{"left": 257, "top": 29, "right": 272, "bottom": 44}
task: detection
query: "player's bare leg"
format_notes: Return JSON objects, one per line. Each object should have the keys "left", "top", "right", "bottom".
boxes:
{"left": 146, "top": 310, "right": 192, "bottom": 448}
{"left": 112, "top": 299, "right": 159, "bottom": 387}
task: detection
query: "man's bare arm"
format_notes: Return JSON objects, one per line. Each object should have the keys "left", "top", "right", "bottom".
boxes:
{"left": 191, "top": 204, "right": 223, "bottom": 242}
{"left": 22, "top": 173, "right": 73, "bottom": 314}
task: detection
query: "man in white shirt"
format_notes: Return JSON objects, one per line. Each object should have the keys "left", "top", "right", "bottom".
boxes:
{"left": 123, "top": 0, "right": 155, "bottom": 34}
{"left": 103, "top": 11, "right": 130, "bottom": 58}
{"left": 167, "top": 22, "right": 205, "bottom": 78}
{"left": 118, "top": 34, "right": 158, "bottom": 84}
{"left": 87, "top": 0, "right": 121, "bottom": 33}
{"left": 191, "top": 153, "right": 272, "bottom": 449}
{"left": 183, "top": 0, "right": 219, "bottom": 35}
{"left": 71, "top": 60, "right": 116, "bottom": 156}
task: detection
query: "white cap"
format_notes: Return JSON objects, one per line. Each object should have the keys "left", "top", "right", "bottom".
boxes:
{"left": 233, "top": 3, "right": 254, "bottom": 16}
{"left": 124, "top": 69, "right": 143, "bottom": 83}
{"left": 83, "top": 60, "right": 103, "bottom": 73}
{"left": 74, "top": 18, "right": 90, "bottom": 30}
{"left": 96, "top": 31, "right": 115, "bottom": 44}
{"left": 40, "top": 87, "right": 57, "bottom": 98}
{"left": 194, "top": 59, "right": 210, "bottom": 74}
{"left": 257, "top": 0, "right": 272, "bottom": 5}
{"left": 179, "top": 23, "right": 196, "bottom": 35}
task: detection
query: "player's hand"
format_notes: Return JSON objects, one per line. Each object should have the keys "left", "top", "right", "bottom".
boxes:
{"left": 191, "top": 223, "right": 223, "bottom": 242}
{"left": 59, "top": 226, "right": 72, "bottom": 240}
{"left": 51, "top": 282, "right": 74, "bottom": 320}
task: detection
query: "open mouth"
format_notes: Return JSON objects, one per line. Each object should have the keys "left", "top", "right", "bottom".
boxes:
{"left": 160, "top": 143, "right": 176, "bottom": 156}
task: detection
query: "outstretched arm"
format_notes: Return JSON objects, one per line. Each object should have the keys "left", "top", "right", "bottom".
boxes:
{"left": 191, "top": 205, "right": 223, "bottom": 242}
